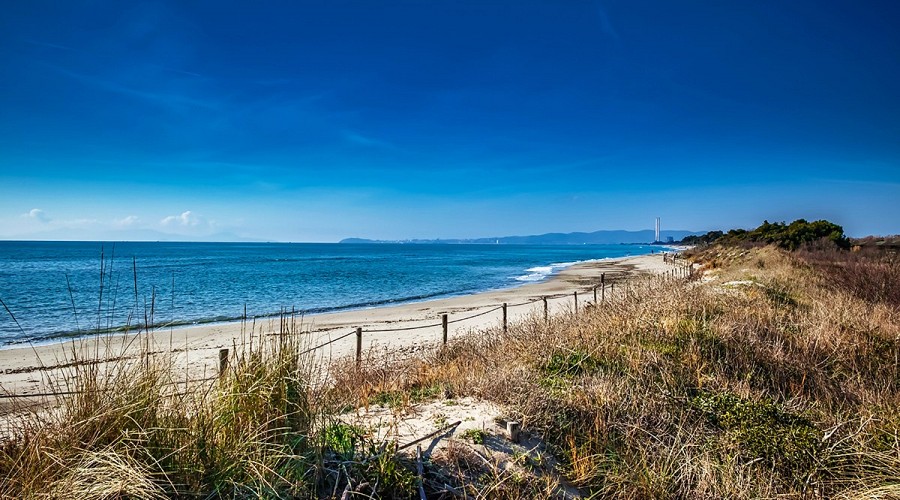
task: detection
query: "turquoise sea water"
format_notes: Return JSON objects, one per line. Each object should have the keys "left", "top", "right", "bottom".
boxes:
{"left": 0, "top": 241, "right": 654, "bottom": 345}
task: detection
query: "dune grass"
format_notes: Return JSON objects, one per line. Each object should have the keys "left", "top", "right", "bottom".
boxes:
{"left": 1, "top": 244, "right": 898, "bottom": 498}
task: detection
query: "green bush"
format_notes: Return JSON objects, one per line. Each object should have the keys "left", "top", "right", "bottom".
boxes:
{"left": 681, "top": 219, "right": 850, "bottom": 251}
{"left": 692, "top": 391, "right": 823, "bottom": 483}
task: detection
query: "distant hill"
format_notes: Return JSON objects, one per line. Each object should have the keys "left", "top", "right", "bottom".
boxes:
{"left": 340, "top": 229, "right": 702, "bottom": 245}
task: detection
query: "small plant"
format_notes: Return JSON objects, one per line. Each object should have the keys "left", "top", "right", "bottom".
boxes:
{"left": 359, "top": 445, "right": 418, "bottom": 496}
{"left": 411, "top": 382, "right": 446, "bottom": 402}
{"left": 542, "top": 349, "right": 605, "bottom": 377}
{"left": 371, "top": 390, "right": 405, "bottom": 408}
{"left": 462, "top": 428, "right": 486, "bottom": 445}
{"left": 372, "top": 383, "right": 447, "bottom": 409}
{"left": 763, "top": 283, "right": 798, "bottom": 307}
{"left": 323, "top": 422, "right": 361, "bottom": 460}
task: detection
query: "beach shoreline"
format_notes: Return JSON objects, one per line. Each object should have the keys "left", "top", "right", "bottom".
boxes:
{"left": 0, "top": 253, "right": 644, "bottom": 352}
{"left": 0, "top": 242, "right": 671, "bottom": 347}
{"left": 0, "top": 252, "right": 676, "bottom": 397}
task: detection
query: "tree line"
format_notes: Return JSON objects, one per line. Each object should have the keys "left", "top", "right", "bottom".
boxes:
{"left": 680, "top": 219, "right": 850, "bottom": 250}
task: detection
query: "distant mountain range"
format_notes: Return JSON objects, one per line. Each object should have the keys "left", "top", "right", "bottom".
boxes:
{"left": 340, "top": 229, "right": 703, "bottom": 245}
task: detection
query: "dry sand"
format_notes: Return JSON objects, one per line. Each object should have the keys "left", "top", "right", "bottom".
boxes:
{"left": 342, "top": 396, "right": 583, "bottom": 498}
{"left": 0, "top": 252, "right": 681, "bottom": 397}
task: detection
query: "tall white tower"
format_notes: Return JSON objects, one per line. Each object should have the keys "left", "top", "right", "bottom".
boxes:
{"left": 655, "top": 217, "right": 660, "bottom": 243}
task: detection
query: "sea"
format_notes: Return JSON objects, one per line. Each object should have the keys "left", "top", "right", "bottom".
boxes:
{"left": 0, "top": 241, "right": 654, "bottom": 346}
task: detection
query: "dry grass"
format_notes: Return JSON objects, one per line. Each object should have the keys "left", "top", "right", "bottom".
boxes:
{"left": 2, "top": 245, "right": 899, "bottom": 498}
{"left": 333, "top": 245, "right": 900, "bottom": 497}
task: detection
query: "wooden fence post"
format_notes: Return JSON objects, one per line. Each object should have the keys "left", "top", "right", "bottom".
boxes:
{"left": 507, "top": 421, "right": 521, "bottom": 443}
{"left": 593, "top": 286, "right": 598, "bottom": 303}
{"left": 218, "top": 348, "right": 229, "bottom": 378}
{"left": 574, "top": 291, "right": 578, "bottom": 314}
{"left": 442, "top": 314, "right": 448, "bottom": 344}
{"left": 543, "top": 296, "right": 548, "bottom": 323}
{"left": 502, "top": 303, "right": 508, "bottom": 333}
{"left": 416, "top": 445, "right": 426, "bottom": 500}
{"left": 356, "top": 327, "right": 362, "bottom": 366}
{"left": 601, "top": 273, "right": 606, "bottom": 302}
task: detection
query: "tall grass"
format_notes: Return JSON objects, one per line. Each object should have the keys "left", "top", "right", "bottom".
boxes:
{"left": 334, "top": 246, "right": 900, "bottom": 497}
{"left": 1, "top": 333, "right": 428, "bottom": 498}
{"left": 1, "top": 245, "right": 898, "bottom": 497}
{"left": 797, "top": 244, "right": 900, "bottom": 308}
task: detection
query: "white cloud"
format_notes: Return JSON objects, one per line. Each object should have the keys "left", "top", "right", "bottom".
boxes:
{"left": 161, "top": 210, "right": 201, "bottom": 227}
{"left": 23, "top": 208, "right": 50, "bottom": 223}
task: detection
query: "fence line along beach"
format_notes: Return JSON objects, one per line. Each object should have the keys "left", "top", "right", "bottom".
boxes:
{"left": 0, "top": 249, "right": 684, "bottom": 399}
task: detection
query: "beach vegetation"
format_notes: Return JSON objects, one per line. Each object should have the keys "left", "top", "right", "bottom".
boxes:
{"left": 681, "top": 218, "right": 850, "bottom": 250}
{"left": 461, "top": 428, "right": 486, "bottom": 445}
{"left": 2, "top": 236, "right": 899, "bottom": 497}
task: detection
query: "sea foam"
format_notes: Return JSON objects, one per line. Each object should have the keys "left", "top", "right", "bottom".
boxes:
{"left": 514, "top": 261, "right": 578, "bottom": 282}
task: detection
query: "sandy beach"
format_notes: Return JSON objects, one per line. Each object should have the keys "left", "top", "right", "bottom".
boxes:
{"left": 0, "top": 252, "right": 678, "bottom": 398}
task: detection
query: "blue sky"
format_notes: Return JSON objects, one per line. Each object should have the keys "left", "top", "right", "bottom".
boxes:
{"left": 1, "top": 1, "right": 898, "bottom": 241}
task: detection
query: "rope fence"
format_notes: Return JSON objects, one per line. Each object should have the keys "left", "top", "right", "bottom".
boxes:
{"left": 445, "top": 305, "right": 504, "bottom": 325}
{"left": 296, "top": 328, "right": 359, "bottom": 356}
{"left": 1, "top": 256, "right": 698, "bottom": 402}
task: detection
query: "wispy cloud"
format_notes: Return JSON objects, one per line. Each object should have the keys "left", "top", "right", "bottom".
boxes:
{"left": 27, "top": 37, "right": 203, "bottom": 79}
{"left": 343, "top": 130, "right": 396, "bottom": 149}
{"left": 41, "top": 63, "right": 217, "bottom": 111}
{"left": 66, "top": 218, "right": 99, "bottom": 228}
{"left": 253, "top": 78, "right": 294, "bottom": 87}
{"left": 24, "top": 39, "right": 80, "bottom": 53}
{"left": 113, "top": 215, "right": 140, "bottom": 228}
{"left": 156, "top": 65, "right": 203, "bottom": 78}
{"left": 596, "top": 4, "right": 619, "bottom": 41}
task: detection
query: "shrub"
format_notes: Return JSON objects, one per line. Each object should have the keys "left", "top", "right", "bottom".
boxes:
{"left": 681, "top": 219, "right": 850, "bottom": 250}
{"left": 692, "top": 391, "right": 823, "bottom": 483}
{"left": 798, "top": 246, "right": 900, "bottom": 308}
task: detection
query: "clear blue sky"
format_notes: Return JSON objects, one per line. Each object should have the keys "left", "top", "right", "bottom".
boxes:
{"left": 1, "top": 1, "right": 898, "bottom": 241}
